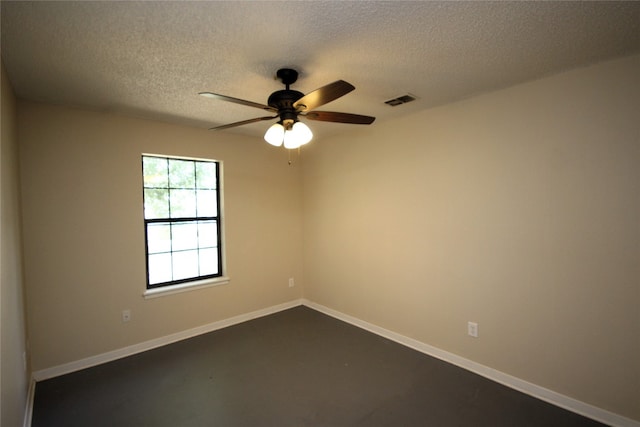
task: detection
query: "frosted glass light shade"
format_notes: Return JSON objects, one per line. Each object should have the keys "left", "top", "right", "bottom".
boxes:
{"left": 264, "top": 123, "right": 285, "bottom": 146}
{"left": 283, "top": 131, "right": 299, "bottom": 149}
{"left": 293, "top": 122, "right": 313, "bottom": 145}
{"left": 283, "top": 122, "right": 313, "bottom": 149}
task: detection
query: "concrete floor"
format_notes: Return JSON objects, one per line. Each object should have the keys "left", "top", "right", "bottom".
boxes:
{"left": 32, "top": 306, "right": 605, "bottom": 426}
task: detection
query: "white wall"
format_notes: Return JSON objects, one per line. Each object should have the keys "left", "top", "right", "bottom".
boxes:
{"left": 1, "top": 62, "right": 30, "bottom": 426}
{"left": 18, "top": 102, "right": 304, "bottom": 372}
{"left": 302, "top": 54, "right": 640, "bottom": 421}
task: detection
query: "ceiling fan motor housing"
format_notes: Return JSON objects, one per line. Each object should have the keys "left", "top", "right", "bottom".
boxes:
{"left": 268, "top": 89, "right": 304, "bottom": 128}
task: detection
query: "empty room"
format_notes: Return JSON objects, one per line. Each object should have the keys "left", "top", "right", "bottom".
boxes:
{"left": 1, "top": 2, "right": 639, "bottom": 426}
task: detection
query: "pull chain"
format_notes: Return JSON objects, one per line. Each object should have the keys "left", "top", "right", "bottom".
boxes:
{"left": 286, "top": 147, "right": 301, "bottom": 166}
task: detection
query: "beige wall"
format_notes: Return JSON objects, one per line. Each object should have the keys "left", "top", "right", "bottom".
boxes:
{"left": 18, "top": 102, "right": 304, "bottom": 372}
{"left": 302, "top": 54, "right": 640, "bottom": 421}
{"left": 1, "top": 62, "right": 30, "bottom": 425}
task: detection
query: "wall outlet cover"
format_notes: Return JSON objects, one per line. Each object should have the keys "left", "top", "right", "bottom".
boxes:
{"left": 468, "top": 321, "right": 478, "bottom": 338}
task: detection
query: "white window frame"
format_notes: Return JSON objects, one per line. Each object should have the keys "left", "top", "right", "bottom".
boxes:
{"left": 141, "top": 153, "right": 229, "bottom": 298}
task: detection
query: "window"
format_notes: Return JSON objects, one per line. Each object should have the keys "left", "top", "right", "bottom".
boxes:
{"left": 142, "top": 155, "right": 223, "bottom": 289}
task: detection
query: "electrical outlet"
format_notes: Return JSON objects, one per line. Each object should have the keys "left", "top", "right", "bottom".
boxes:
{"left": 288, "top": 277, "right": 295, "bottom": 288}
{"left": 122, "top": 309, "right": 132, "bottom": 323}
{"left": 467, "top": 321, "right": 478, "bottom": 338}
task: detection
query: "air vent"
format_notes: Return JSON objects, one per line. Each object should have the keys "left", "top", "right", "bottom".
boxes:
{"left": 385, "top": 94, "right": 417, "bottom": 106}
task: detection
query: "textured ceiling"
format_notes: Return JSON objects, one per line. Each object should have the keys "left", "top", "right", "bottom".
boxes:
{"left": 2, "top": 1, "right": 640, "bottom": 141}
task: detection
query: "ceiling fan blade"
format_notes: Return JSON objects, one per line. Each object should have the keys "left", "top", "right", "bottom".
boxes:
{"left": 208, "top": 115, "right": 278, "bottom": 131}
{"left": 199, "top": 92, "right": 276, "bottom": 112}
{"left": 304, "top": 111, "right": 375, "bottom": 125}
{"left": 293, "top": 80, "right": 355, "bottom": 112}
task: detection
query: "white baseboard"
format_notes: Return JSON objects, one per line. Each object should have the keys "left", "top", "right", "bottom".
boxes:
{"left": 32, "top": 299, "right": 303, "bottom": 382}
{"left": 301, "top": 299, "right": 639, "bottom": 427}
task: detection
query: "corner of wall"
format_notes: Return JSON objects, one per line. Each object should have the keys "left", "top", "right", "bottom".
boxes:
{"left": 1, "top": 59, "right": 32, "bottom": 427}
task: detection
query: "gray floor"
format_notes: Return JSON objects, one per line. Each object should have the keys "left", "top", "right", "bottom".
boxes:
{"left": 32, "top": 306, "right": 606, "bottom": 427}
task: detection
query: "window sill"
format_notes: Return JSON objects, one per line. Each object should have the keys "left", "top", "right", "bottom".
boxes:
{"left": 143, "top": 276, "right": 230, "bottom": 299}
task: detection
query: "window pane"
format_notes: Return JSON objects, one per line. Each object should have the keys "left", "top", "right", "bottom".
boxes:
{"left": 196, "top": 162, "right": 217, "bottom": 189}
{"left": 147, "top": 223, "right": 171, "bottom": 254}
{"left": 169, "top": 159, "right": 195, "bottom": 189}
{"left": 198, "top": 221, "right": 218, "bottom": 248}
{"left": 172, "top": 223, "right": 198, "bottom": 251}
{"left": 144, "top": 189, "right": 169, "bottom": 219}
{"left": 197, "top": 190, "right": 217, "bottom": 217}
{"left": 143, "top": 157, "right": 168, "bottom": 187}
{"left": 173, "top": 250, "right": 199, "bottom": 280}
{"left": 199, "top": 248, "right": 219, "bottom": 275}
{"left": 148, "top": 253, "right": 172, "bottom": 284}
{"left": 170, "top": 189, "right": 197, "bottom": 218}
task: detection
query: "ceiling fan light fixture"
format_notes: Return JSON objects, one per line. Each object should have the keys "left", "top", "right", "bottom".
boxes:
{"left": 264, "top": 122, "right": 285, "bottom": 146}
{"left": 283, "top": 121, "right": 313, "bottom": 149}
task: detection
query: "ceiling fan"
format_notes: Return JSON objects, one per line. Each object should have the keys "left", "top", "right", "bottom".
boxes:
{"left": 199, "top": 68, "right": 375, "bottom": 149}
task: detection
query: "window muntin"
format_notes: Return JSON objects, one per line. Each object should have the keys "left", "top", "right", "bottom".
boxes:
{"left": 142, "top": 155, "right": 222, "bottom": 288}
